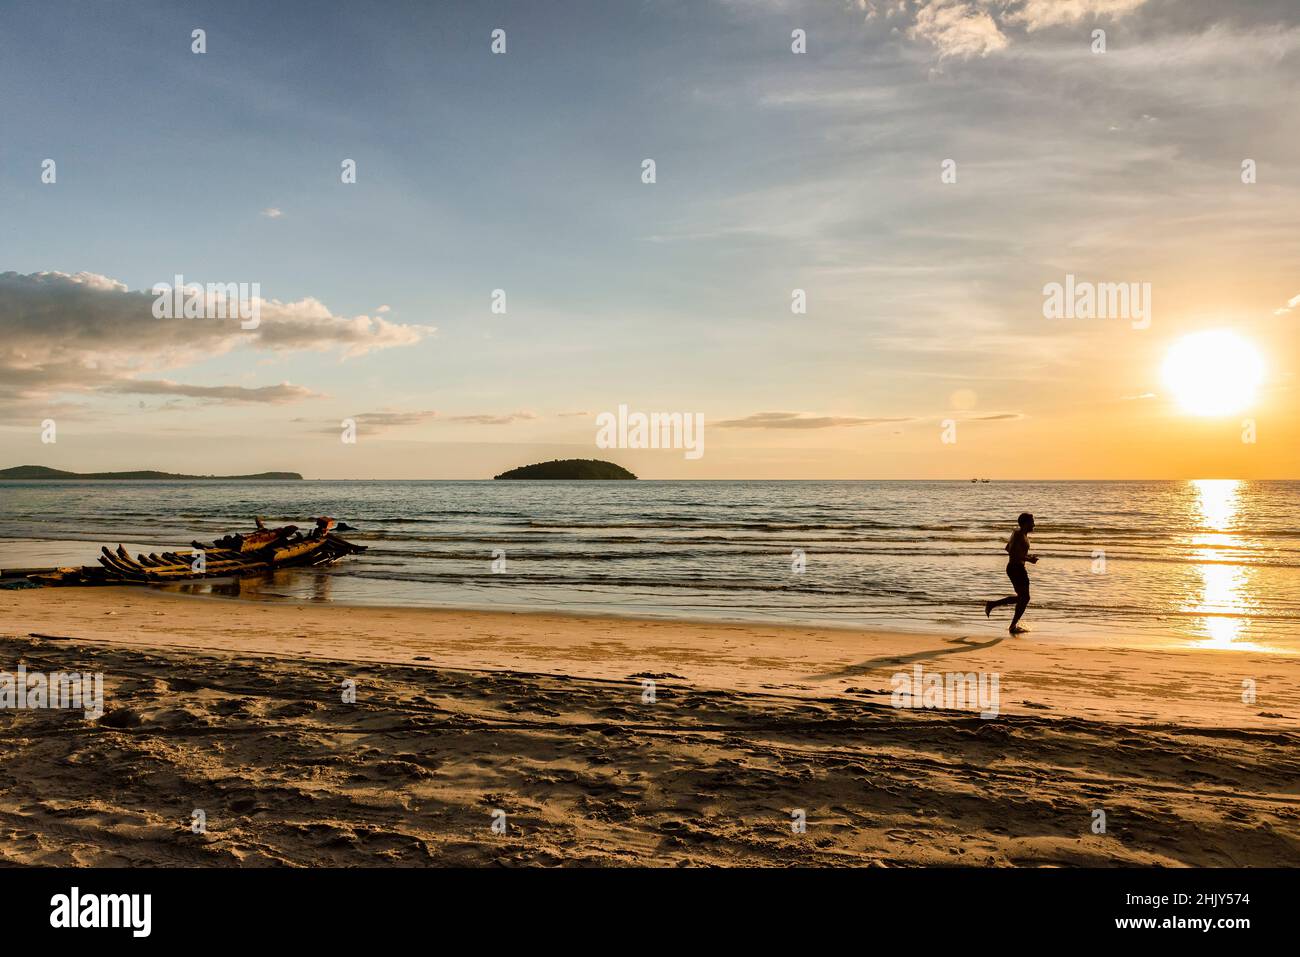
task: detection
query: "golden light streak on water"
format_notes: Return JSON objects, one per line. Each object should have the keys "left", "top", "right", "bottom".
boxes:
{"left": 1186, "top": 480, "right": 1264, "bottom": 651}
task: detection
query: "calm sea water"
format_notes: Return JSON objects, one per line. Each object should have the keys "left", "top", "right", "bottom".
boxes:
{"left": 2, "top": 479, "right": 1298, "bottom": 652}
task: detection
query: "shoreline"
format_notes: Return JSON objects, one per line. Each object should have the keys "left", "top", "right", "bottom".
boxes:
{"left": 163, "top": 591, "right": 1296, "bottom": 657}
{"left": 3, "top": 586, "right": 1296, "bottom": 726}
{"left": 3, "top": 534, "right": 1281, "bottom": 656}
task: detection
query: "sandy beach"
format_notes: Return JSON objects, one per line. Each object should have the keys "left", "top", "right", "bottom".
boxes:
{"left": 1, "top": 587, "right": 1296, "bottom": 866}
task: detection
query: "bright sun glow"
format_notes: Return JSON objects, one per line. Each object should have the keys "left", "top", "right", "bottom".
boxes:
{"left": 1162, "top": 330, "right": 1264, "bottom": 417}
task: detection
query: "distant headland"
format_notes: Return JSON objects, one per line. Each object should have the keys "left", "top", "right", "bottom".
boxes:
{"left": 0, "top": 466, "right": 303, "bottom": 481}
{"left": 493, "top": 459, "right": 637, "bottom": 480}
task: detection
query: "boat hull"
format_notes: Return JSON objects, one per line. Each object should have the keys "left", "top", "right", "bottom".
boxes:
{"left": 29, "top": 519, "right": 366, "bottom": 586}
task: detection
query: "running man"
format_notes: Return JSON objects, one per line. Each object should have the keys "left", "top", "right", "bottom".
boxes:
{"left": 985, "top": 512, "right": 1037, "bottom": 635}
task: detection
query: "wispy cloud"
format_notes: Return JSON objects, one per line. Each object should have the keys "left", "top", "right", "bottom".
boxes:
{"left": 715, "top": 412, "right": 914, "bottom": 429}
{"left": 348, "top": 410, "right": 439, "bottom": 430}
{"left": 1274, "top": 293, "right": 1300, "bottom": 316}
{"left": 321, "top": 409, "right": 538, "bottom": 434}
{"left": 1009, "top": 0, "right": 1149, "bottom": 32}
{"left": 107, "top": 380, "right": 321, "bottom": 404}
{"left": 444, "top": 412, "right": 538, "bottom": 426}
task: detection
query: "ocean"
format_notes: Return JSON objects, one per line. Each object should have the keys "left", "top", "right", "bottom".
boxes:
{"left": 2, "top": 479, "right": 1297, "bottom": 653}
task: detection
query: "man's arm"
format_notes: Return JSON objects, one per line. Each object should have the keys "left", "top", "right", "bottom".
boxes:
{"left": 1006, "top": 529, "right": 1025, "bottom": 559}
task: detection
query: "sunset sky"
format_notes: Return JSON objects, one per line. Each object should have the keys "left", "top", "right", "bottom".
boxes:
{"left": 1, "top": 0, "right": 1297, "bottom": 479}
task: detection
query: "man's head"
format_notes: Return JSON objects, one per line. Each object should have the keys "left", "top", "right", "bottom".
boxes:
{"left": 1018, "top": 512, "right": 1035, "bottom": 532}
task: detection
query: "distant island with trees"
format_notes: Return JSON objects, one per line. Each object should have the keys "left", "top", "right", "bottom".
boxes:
{"left": 3, "top": 462, "right": 638, "bottom": 481}
{"left": 0, "top": 466, "right": 303, "bottom": 481}
{"left": 493, "top": 459, "right": 637, "bottom": 480}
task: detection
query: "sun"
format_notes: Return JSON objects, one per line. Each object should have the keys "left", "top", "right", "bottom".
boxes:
{"left": 1161, "top": 330, "right": 1264, "bottom": 417}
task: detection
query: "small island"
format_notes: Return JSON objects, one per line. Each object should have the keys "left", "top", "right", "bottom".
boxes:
{"left": 493, "top": 459, "right": 636, "bottom": 480}
{"left": 0, "top": 466, "right": 303, "bottom": 481}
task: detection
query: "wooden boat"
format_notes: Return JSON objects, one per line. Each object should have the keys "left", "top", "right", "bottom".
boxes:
{"left": 25, "top": 518, "right": 367, "bottom": 586}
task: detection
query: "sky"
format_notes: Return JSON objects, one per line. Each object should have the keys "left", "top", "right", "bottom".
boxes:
{"left": 1, "top": 0, "right": 1298, "bottom": 479}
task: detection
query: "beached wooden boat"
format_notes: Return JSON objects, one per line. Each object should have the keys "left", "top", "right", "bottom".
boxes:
{"left": 22, "top": 518, "right": 367, "bottom": 586}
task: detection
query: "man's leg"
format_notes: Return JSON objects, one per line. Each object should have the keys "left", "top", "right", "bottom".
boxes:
{"left": 1006, "top": 563, "right": 1030, "bottom": 631}
{"left": 1009, "top": 593, "right": 1029, "bottom": 630}
{"left": 986, "top": 595, "right": 1017, "bottom": 616}
{"left": 1009, "top": 576, "right": 1030, "bottom": 631}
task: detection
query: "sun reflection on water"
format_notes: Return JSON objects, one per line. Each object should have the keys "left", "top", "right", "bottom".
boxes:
{"left": 1187, "top": 479, "right": 1261, "bottom": 651}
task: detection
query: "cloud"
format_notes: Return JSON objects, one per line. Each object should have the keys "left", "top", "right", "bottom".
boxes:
{"left": 349, "top": 410, "right": 439, "bottom": 429}
{"left": 107, "top": 380, "right": 321, "bottom": 403}
{"left": 0, "top": 271, "right": 432, "bottom": 407}
{"left": 261, "top": 207, "right": 283, "bottom": 218}
{"left": 248, "top": 297, "right": 431, "bottom": 358}
{"left": 878, "top": 0, "right": 1150, "bottom": 59}
{"left": 715, "top": 412, "right": 914, "bottom": 429}
{"left": 909, "top": 1, "right": 1008, "bottom": 59}
{"left": 444, "top": 411, "right": 538, "bottom": 425}
{"left": 1274, "top": 293, "right": 1300, "bottom": 316}
{"left": 324, "top": 409, "right": 538, "bottom": 434}
{"left": 1008, "top": 0, "right": 1148, "bottom": 32}
{"left": 858, "top": 0, "right": 909, "bottom": 19}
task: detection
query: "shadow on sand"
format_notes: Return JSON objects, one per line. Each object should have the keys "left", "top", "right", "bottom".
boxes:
{"left": 810, "top": 635, "right": 1004, "bottom": 682}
